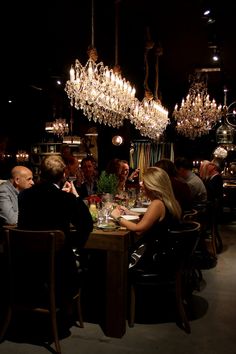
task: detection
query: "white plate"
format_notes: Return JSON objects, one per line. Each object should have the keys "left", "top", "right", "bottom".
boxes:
{"left": 97, "top": 224, "right": 118, "bottom": 230}
{"left": 130, "top": 208, "right": 147, "bottom": 214}
{"left": 142, "top": 201, "right": 151, "bottom": 206}
{"left": 121, "top": 215, "right": 139, "bottom": 221}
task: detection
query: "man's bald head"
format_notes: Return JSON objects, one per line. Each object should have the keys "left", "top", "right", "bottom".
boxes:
{"left": 10, "top": 166, "right": 34, "bottom": 191}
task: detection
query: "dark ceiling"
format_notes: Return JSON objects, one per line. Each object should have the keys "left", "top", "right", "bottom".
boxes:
{"left": 2, "top": 0, "right": 236, "bottom": 150}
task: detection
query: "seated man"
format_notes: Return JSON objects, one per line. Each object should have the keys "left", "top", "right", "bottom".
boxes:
{"left": 175, "top": 157, "right": 207, "bottom": 207}
{"left": 155, "top": 158, "right": 193, "bottom": 212}
{"left": 79, "top": 156, "right": 98, "bottom": 199}
{"left": 18, "top": 155, "right": 94, "bottom": 307}
{"left": 0, "top": 165, "right": 34, "bottom": 225}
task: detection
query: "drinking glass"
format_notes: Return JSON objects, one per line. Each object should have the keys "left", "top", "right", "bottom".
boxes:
{"left": 97, "top": 208, "right": 106, "bottom": 226}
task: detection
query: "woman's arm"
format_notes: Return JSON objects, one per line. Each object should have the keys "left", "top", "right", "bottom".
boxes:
{"left": 111, "top": 199, "right": 165, "bottom": 235}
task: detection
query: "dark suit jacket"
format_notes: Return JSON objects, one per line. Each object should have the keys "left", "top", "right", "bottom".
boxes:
{"left": 17, "top": 182, "right": 94, "bottom": 301}
{"left": 205, "top": 174, "right": 223, "bottom": 203}
{"left": 18, "top": 181, "right": 93, "bottom": 249}
{"left": 78, "top": 181, "right": 98, "bottom": 200}
{"left": 170, "top": 176, "right": 193, "bottom": 212}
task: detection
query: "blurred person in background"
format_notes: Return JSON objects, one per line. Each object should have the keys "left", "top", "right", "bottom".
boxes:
{"left": 155, "top": 158, "right": 193, "bottom": 212}
{"left": 175, "top": 157, "right": 207, "bottom": 207}
{"left": 79, "top": 156, "right": 98, "bottom": 199}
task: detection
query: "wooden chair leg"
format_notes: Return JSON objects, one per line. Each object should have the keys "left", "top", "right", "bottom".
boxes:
{"left": 74, "top": 290, "right": 84, "bottom": 328}
{"left": 175, "top": 270, "right": 191, "bottom": 334}
{"left": 213, "top": 221, "right": 223, "bottom": 254}
{"left": 50, "top": 295, "right": 61, "bottom": 354}
{"left": 128, "top": 284, "right": 135, "bottom": 328}
{"left": 0, "top": 306, "right": 12, "bottom": 342}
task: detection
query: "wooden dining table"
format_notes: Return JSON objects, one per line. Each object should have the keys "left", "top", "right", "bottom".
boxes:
{"left": 1, "top": 224, "right": 131, "bottom": 339}
{"left": 84, "top": 227, "right": 131, "bottom": 338}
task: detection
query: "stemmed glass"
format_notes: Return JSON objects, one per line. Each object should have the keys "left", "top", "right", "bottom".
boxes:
{"left": 100, "top": 193, "right": 114, "bottom": 224}
{"left": 102, "top": 202, "right": 114, "bottom": 223}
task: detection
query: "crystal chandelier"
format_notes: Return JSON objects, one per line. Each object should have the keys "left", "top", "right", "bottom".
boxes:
{"left": 63, "top": 106, "right": 82, "bottom": 145}
{"left": 216, "top": 88, "right": 234, "bottom": 145}
{"left": 129, "top": 31, "right": 169, "bottom": 140}
{"left": 65, "top": 0, "right": 136, "bottom": 128}
{"left": 16, "top": 150, "right": 29, "bottom": 163}
{"left": 130, "top": 91, "right": 169, "bottom": 140}
{"left": 52, "top": 119, "right": 69, "bottom": 137}
{"left": 173, "top": 74, "right": 222, "bottom": 139}
{"left": 65, "top": 52, "right": 136, "bottom": 128}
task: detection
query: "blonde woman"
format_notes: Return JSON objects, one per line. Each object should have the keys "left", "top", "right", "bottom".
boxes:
{"left": 111, "top": 167, "right": 182, "bottom": 270}
{"left": 111, "top": 167, "right": 182, "bottom": 239}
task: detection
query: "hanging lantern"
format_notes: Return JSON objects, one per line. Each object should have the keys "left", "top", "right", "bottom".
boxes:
{"left": 216, "top": 122, "right": 234, "bottom": 144}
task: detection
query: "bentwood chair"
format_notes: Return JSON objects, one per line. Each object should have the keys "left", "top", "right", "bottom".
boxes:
{"left": 0, "top": 228, "right": 83, "bottom": 354}
{"left": 128, "top": 221, "right": 201, "bottom": 333}
{"left": 193, "top": 201, "right": 223, "bottom": 257}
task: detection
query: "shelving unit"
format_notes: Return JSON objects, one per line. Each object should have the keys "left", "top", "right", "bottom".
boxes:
{"left": 30, "top": 142, "right": 87, "bottom": 179}
{"left": 30, "top": 143, "right": 62, "bottom": 177}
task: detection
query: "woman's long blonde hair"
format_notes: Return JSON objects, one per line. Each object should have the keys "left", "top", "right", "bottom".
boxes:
{"left": 143, "top": 167, "right": 182, "bottom": 220}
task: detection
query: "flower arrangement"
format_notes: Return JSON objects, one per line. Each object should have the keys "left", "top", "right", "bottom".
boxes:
{"left": 86, "top": 195, "right": 102, "bottom": 204}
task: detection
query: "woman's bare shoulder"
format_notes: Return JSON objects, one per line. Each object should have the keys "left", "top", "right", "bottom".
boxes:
{"left": 145, "top": 199, "right": 164, "bottom": 215}
{"left": 149, "top": 199, "right": 165, "bottom": 208}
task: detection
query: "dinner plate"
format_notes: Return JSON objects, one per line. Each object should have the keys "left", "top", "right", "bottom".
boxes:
{"left": 97, "top": 224, "right": 118, "bottom": 230}
{"left": 142, "top": 201, "right": 151, "bottom": 206}
{"left": 121, "top": 215, "right": 139, "bottom": 221}
{"left": 130, "top": 207, "right": 147, "bottom": 214}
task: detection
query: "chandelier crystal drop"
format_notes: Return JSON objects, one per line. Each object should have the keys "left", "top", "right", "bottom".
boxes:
{"left": 173, "top": 75, "right": 222, "bottom": 139}
{"left": 65, "top": 50, "right": 137, "bottom": 128}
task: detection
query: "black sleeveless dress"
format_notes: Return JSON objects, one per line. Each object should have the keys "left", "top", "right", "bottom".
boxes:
{"left": 129, "top": 206, "right": 179, "bottom": 272}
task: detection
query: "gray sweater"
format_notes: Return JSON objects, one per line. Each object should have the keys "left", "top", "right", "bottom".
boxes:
{"left": 0, "top": 180, "right": 19, "bottom": 225}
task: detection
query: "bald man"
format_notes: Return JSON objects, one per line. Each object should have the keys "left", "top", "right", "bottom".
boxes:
{"left": 0, "top": 166, "right": 34, "bottom": 225}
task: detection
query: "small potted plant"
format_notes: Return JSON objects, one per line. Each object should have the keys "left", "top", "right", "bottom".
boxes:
{"left": 97, "top": 171, "right": 118, "bottom": 196}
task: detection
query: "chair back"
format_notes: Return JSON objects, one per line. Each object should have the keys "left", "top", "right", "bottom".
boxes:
{"left": 4, "top": 228, "right": 65, "bottom": 304}
{"left": 165, "top": 221, "right": 201, "bottom": 267}
{"left": 152, "top": 221, "right": 201, "bottom": 269}
{"left": 1, "top": 228, "right": 84, "bottom": 352}
{"left": 128, "top": 221, "right": 201, "bottom": 332}
{"left": 182, "top": 209, "right": 198, "bottom": 221}
{"left": 4, "top": 228, "right": 65, "bottom": 253}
